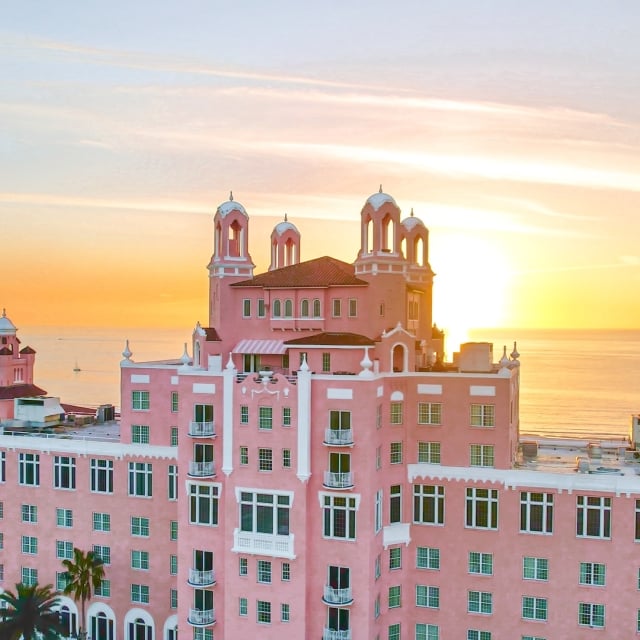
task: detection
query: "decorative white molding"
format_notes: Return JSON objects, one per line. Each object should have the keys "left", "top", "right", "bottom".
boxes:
{"left": 327, "top": 388, "right": 353, "bottom": 400}
{"left": 418, "top": 383, "right": 442, "bottom": 395}
{"left": 130, "top": 374, "right": 149, "bottom": 384}
{"left": 470, "top": 385, "right": 496, "bottom": 396}
{"left": 193, "top": 383, "right": 216, "bottom": 394}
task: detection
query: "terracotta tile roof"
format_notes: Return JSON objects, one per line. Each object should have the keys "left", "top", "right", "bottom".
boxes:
{"left": 0, "top": 347, "right": 11, "bottom": 356}
{"left": 231, "top": 256, "right": 369, "bottom": 289}
{"left": 285, "top": 332, "right": 375, "bottom": 347}
{"left": 19, "top": 346, "right": 36, "bottom": 354}
{"left": 0, "top": 383, "right": 48, "bottom": 400}
{"left": 203, "top": 328, "right": 221, "bottom": 342}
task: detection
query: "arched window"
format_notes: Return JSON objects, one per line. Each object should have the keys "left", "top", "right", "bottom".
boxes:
{"left": 58, "top": 605, "right": 77, "bottom": 638}
{"left": 382, "top": 213, "right": 394, "bottom": 252}
{"left": 128, "top": 617, "right": 152, "bottom": 640}
{"left": 272, "top": 299, "right": 281, "bottom": 318}
{"left": 414, "top": 236, "right": 425, "bottom": 266}
{"left": 313, "top": 299, "right": 321, "bottom": 318}
{"left": 229, "top": 220, "right": 242, "bottom": 257}
{"left": 91, "top": 612, "right": 114, "bottom": 640}
{"left": 300, "top": 299, "right": 309, "bottom": 317}
{"left": 284, "top": 299, "right": 293, "bottom": 318}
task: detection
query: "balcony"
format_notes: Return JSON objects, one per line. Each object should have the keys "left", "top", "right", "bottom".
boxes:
{"left": 188, "top": 421, "right": 216, "bottom": 438}
{"left": 323, "top": 471, "right": 354, "bottom": 490}
{"left": 232, "top": 528, "right": 295, "bottom": 559}
{"left": 322, "top": 585, "right": 353, "bottom": 606}
{"left": 188, "top": 568, "right": 216, "bottom": 587}
{"left": 322, "top": 629, "right": 351, "bottom": 640}
{"left": 323, "top": 429, "right": 354, "bottom": 446}
{"left": 188, "top": 608, "right": 216, "bottom": 627}
{"left": 187, "top": 461, "right": 216, "bottom": 478}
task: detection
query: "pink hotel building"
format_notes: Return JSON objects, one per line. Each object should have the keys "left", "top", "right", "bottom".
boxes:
{"left": 1, "top": 189, "right": 640, "bottom": 640}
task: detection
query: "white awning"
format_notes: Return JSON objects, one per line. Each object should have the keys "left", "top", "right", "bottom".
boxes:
{"left": 232, "top": 339, "right": 286, "bottom": 355}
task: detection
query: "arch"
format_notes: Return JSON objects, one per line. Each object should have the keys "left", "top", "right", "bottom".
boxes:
{"left": 312, "top": 299, "right": 321, "bottom": 318}
{"left": 400, "top": 235, "right": 407, "bottom": 260}
{"left": 382, "top": 213, "right": 394, "bottom": 252}
{"left": 391, "top": 344, "right": 408, "bottom": 373}
{"left": 271, "top": 239, "right": 279, "bottom": 269}
{"left": 88, "top": 603, "right": 116, "bottom": 640}
{"left": 54, "top": 597, "right": 78, "bottom": 638}
{"left": 124, "top": 608, "right": 154, "bottom": 640}
{"left": 194, "top": 341, "right": 201, "bottom": 368}
{"left": 414, "top": 236, "right": 425, "bottom": 266}
{"left": 365, "top": 216, "right": 373, "bottom": 254}
{"left": 163, "top": 615, "right": 178, "bottom": 640}
{"left": 215, "top": 221, "right": 222, "bottom": 258}
{"left": 284, "top": 299, "right": 293, "bottom": 318}
{"left": 300, "top": 299, "right": 309, "bottom": 318}
{"left": 285, "top": 238, "right": 296, "bottom": 266}
{"left": 390, "top": 390, "right": 404, "bottom": 401}
{"left": 272, "top": 299, "right": 282, "bottom": 318}
{"left": 228, "top": 220, "right": 243, "bottom": 257}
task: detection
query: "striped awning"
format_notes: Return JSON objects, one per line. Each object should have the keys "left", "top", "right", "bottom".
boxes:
{"left": 232, "top": 339, "right": 287, "bottom": 355}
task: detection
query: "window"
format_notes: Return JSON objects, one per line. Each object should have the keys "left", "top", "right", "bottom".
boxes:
{"left": 0, "top": 452, "right": 4, "bottom": 482}
{"left": 375, "top": 489, "right": 382, "bottom": 532}
{"left": 21, "top": 536, "right": 37, "bottom": 554}
{"left": 18, "top": 453, "right": 39, "bottom": 486}
{"left": 390, "top": 485, "right": 402, "bottom": 523}
{"left": 523, "top": 557, "right": 548, "bottom": 581}
{"left": 323, "top": 494, "right": 357, "bottom": 540}
{"left": 470, "top": 445, "right": 494, "bottom": 468}
{"left": 189, "top": 483, "right": 219, "bottom": 526}
{"left": 240, "top": 446, "right": 249, "bottom": 465}
{"left": 470, "top": 404, "right": 494, "bottom": 427}
{"left": 413, "top": 484, "right": 445, "bottom": 525}
{"left": 522, "top": 596, "right": 547, "bottom": 621}
{"left": 389, "top": 547, "right": 402, "bottom": 570}
{"left": 281, "top": 603, "right": 290, "bottom": 622}
{"left": 95, "top": 579, "right": 111, "bottom": 598}
{"left": 376, "top": 446, "right": 381, "bottom": 470}
{"left": 520, "top": 492, "right": 553, "bottom": 534}
{"left": 388, "top": 623, "right": 400, "bottom": 640}
{"left": 56, "top": 540, "right": 73, "bottom": 560}
{"left": 272, "top": 299, "right": 281, "bottom": 317}
{"left": 284, "top": 299, "right": 293, "bottom": 317}
{"left": 576, "top": 496, "right": 611, "bottom": 538}
{"left": 258, "top": 299, "right": 266, "bottom": 317}
{"left": 128, "top": 462, "right": 153, "bottom": 497}
{"left": 281, "top": 562, "right": 291, "bottom": 581}
{"left": 21, "top": 567, "right": 38, "bottom": 586}
{"left": 240, "top": 491, "right": 290, "bottom": 535}
{"left": 388, "top": 585, "right": 401, "bottom": 608}
{"left": 170, "top": 555, "right": 178, "bottom": 575}
{"left": 418, "top": 402, "right": 442, "bottom": 425}
{"left": 132, "top": 391, "right": 150, "bottom": 410}
{"left": 239, "top": 557, "right": 248, "bottom": 576}
{"left": 467, "top": 631, "right": 491, "bottom": 640}
{"left": 300, "top": 299, "right": 309, "bottom": 317}
{"left": 578, "top": 602, "right": 605, "bottom": 628}
{"left": 282, "top": 449, "right": 291, "bottom": 468}
{"left": 239, "top": 597, "right": 248, "bottom": 616}
{"left": 579, "top": 562, "right": 606, "bottom": 586}
{"left": 131, "top": 425, "right": 149, "bottom": 444}
{"left": 416, "top": 585, "right": 440, "bottom": 609}
{"left": 0, "top": 501, "right": 2, "bottom": 518}
{"left": 468, "top": 590, "right": 492, "bottom": 614}
{"left": 348, "top": 298, "right": 357, "bottom": 317}
{"left": 57, "top": 508, "right": 73, "bottom": 528}
{"left": 170, "top": 426, "right": 178, "bottom": 446}
{"left": 322, "top": 352, "right": 331, "bottom": 372}
{"left": 53, "top": 456, "right": 76, "bottom": 489}
{"left": 0, "top": 533, "right": 3, "bottom": 550}
{"left": 131, "top": 584, "right": 150, "bottom": 604}
{"left": 240, "top": 405, "right": 249, "bottom": 425}
{"left": 169, "top": 520, "right": 178, "bottom": 541}
{"left": 93, "top": 545, "right": 111, "bottom": 565}
{"left": 259, "top": 448, "right": 273, "bottom": 471}
{"left": 21, "top": 504, "right": 37, "bottom": 523}
{"left": 131, "top": 550, "right": 150, "bottom": 570}
{"left": 376, "top": 404, "right": 382, "bottom": 429}
{"left": 168, "top": 465, "right": 178, "bottom": 500}
{"left": 417, "top": 546, "right": 440, "bottom": 570}
{"left": 466, "top": 488, "right": 498, "bottom": 530}
{"left": 418, "top": 441, "right": 441, "bottom": 464}
{"left": 416, "top": 623, "right": 439, "bottom": 640}
{"left": 131, "top": 516, "right": 150, "bottom": 537}
{"left": 332, "top": 299, "right": 342, "bottom": 317}
{"left": 282, "top": 407, "right": 291, "bottom": 427}
{"left": 170, "top": 588, "right": 177, "bottom": 608}
{"left": 469, "top": 552, "right": 493, "bottom": 575}
{"left": 390, "top": 402, "right": 403, "bottom": 425}
{"left": 259, "top": 406, "right": 273, "bottom": 430}
{"left": 312, "top": 298, "right": 321, "bottom": 317}
{"left": 257, "top": 560, "right": 272, "bottom": 584}
{"left": 390, "top": 442, "right": 403, "bottom": 464}
{"left": 257, "top": 600, "right": 271, "bottom": 624}
{"left": 375, "top": 554, "right": 381, "bottom": 580}
{"left": 90, "top": 459, "right": 113, "bottom": 494}
{"left": 242, "top": 299, "right": 251, "bottom": 317}
{"left": 171, "top": 391, "right": 179, "bottom": 413}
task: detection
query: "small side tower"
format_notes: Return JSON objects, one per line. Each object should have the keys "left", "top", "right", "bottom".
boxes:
{"left": 269, "top": 214, "right": 301, "bottom": 271}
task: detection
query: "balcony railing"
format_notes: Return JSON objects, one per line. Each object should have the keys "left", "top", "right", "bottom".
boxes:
{"left": 322, "top": 585, "right": 353, "bottom": 605}
{"left": 322, "top": 629, "right": 351, "bottom": 640}
{"left": 188, "top": 461, "right": 216, "bottom": 478}
{"left": 188, "top": 421, "right": 215, "bottom": 437}
{"left": 323, "top": 429, "right": 353, "bottom": 446}
{"left": 232, "top": 528, "right": 295, "bottom": 559}
{"left": 188, "top": 608, "right": 216, "bottom": 627}
{"left": 323, "top": 471, "right": 354, "bottom": 489}
{"left": 188, "top": 568, "right": 216, "bottom": 587}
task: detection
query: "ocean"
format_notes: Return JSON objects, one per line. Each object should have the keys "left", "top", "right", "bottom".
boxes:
{"left": 17, "top": 326, "right": 640, "bottom": 441}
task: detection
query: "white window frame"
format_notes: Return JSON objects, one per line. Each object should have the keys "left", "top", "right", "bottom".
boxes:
{"left": 579, "top": 562, "right": 606, "bottom": 586}
{"left": 413, "top": 484, "right": 445, "bottom": 526}
{"left": 469, "top": 551, "right": 493, "bottom": 576}
{"left": 465, "top": 488, "right": 498, "bottom": 530}
{"left": 523, "top": 556, "right": 548, "bottom": 581}
{"left": 470, "top": 444, "right": 494, "bottom": 468}
{"left": 520, "top": 492, "right": 553, "bottom": 534}
{"left": 522, "top": 596, "right": 547, "bottom": 621}
{"left": 470, "top": 404, "right": 495, "bottom": 427}
{"left": 576, "top": 496, "right": 611, "bottom": 539}
{"left": 468, "top": 590, "right": 492, "bottom": 614}
{"left": 416, "top": 546, "right": 440, "bottom": 570}
{"left": 418, "top": 441, "right": 441, "bottom": 464}
{"left": 418, "top": 402, "right": 442, "bottom": 425}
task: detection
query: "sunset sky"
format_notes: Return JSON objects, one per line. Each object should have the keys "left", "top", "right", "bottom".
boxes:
{"left": 2, "top": 1, "right": 640, "bottom": 344}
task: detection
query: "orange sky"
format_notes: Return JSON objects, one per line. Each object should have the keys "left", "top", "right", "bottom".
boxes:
{"left": 2, "top": 2, "right": 639, "bottom": 341}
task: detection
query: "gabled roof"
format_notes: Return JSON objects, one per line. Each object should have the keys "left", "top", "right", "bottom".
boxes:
{"left": 285, "top": 332, "right": 375, "bottom": 347}
{"left": 0, "top": 383, "right": 47, "bottom": 400}
{"left": 0, "top": 347, "right": 11, "bottom": 356}
{"left": 231, "top": 256, "right": 369, "bottom": 289}
{"left": 203, "top": 328, "right": 221, "bottom": 342}
{"left": 19, "top": 346, "right": 36, "bottom": 354}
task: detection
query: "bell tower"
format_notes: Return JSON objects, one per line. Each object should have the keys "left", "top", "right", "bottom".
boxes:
{"left": 269, "top": 214, "right": 301, "bottom": 271}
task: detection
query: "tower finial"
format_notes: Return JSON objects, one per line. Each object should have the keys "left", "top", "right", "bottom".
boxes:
{"left": 379, "top": 184, "right": 383, "bottom": 193}
{"left": 229, "top": 191, "right": 233, "bottom": 201}
{"left": 284, "top": 213, "right": 288, "bottom": 222}
{"left": 410, "top": 207, "right": 414, "bottom": 217}
{"left": 1, "top": 308, "right": 5, "bottom": 318}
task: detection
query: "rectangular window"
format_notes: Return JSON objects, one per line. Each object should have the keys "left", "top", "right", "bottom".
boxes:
{"left": 281, "top": 562, "right": 291, "bottom": 581}
{"left": 390, "top": 402, "right": 403, "bottom": 425}
{"left": 258, "top": 448, "right": 273, "bottom": 471}
{"left": 170, "top": 426, "right": 178, "bottom": 447}
{"left": 281, "top": 603, "right": 290, "bottom": 622}
{"left": 132, "top": 390, "right": 150, "bottom": 410}
{"left": 580, "top": 562, "right": 606, "bottom": 586}
{"left": 388, "top": 624, "right": 400, "bottom": 640}
{"left": 131, "top": 516, "right": 150, "bottom": 537}
{"left": 375, "top": 554, "right": 381, "bottom": 580}
{"left": 522, "top": 596, "right": 548, "bottom": 621}
{"left": 0, "top": 501, "right": 3, "bottom": 518}
{"left": 468, "top": 590, "right": 492, "bottom": 614}
{"left": 416, "top": 585, "right": 440, "bottom": 609}
{"left": 21, "top": 504, "right": 37, "bottom": 523}
{"left": 240, "top": 446, "right": 249, "bottom": 465}
{"left": 416, "top": 623, "right": 439, "bottom": 640}
{"left": 128, "top": 462, "right": 153, "bottom": 497}
{"left": 239, "top": 596, "right": 248, "bottom": 616}
{"left": 171, "top": 391, "right": 179, "bottom": 413}
{"left": 389, "top": 547, "right": 402, "bottom": 570}
{"left": 376, "top": 446, "right": 381, "bottom": 470}
{"left": 240, "top": 405, "right": 249, "bottom": 425}
{"left": 282, "top": 449, "right": 291, "bottom": 469}
{"left": 388, "top": 585, "right": 401, "bottom": 608}
{"left": 21, "top": 536, "right": 37, "bottom": 554}
{"left": 576, "top": 496, "right": 611, "bottom": 538}
{"left": 417, "top": 546, "right": 440, "bottom": 570}
{"left": 170, "top": 555, "right": 178, "bottom": 575}
{"left": 258, "top": 406, "right": 273, "bottom": 430}
{"left": 0, "top": 452, "right": 4, "bottom": 482}
{"left": 413, "top": 484, "right": 445, "bottom": 525}
{"left": 470, "top": 404, "right": 495, "bottom": 427}
{"left": 578, "top": 602, "right": 605, "bottom": 628}
{"left": 418, "top": 442, "right": 441, "bottom": 464}
{"left": 257, "top": 600, "right": 271, "bottom": 624}
{"left": 56, "top": 508, "right": 73, "bottom": 528}
{"left": 257, "top": 560, "right": 272, "bottom": 584}
{"left": 131, "top": 584, "right": 150, "bottom": 604}
{"left": 466, "top": 488, "right": 498, "bottom": 530}
{"left": 239, "top": 557, "right": 248, "bottom": 576}
{"left": 390, "top": 485, "right": 402, "bottom": 523}
{"left": 21, "top": 567, "right": 38, "bottom": 586}
{"left": 470, "top": 445, "right": 494, "bottom": 468}
{"left": 168, "top": 465, "right": 178, "bottom": 501}
{"left": 418, "top": 402, "right": 442, "bottom": 425}
{"left": 240, "top": 491, "right": 290, "bottom": 535}
{"left": 520, "top": 492, "right": 553, "bottom": 534}
{"left": 170, "top": 521, "right": 178, "bottom": 541}
{"left": 469, "top": 552, "right": 493, "bottom": 575}
{"left": 189, "top": 483, "right": 219, "bottom": 526}
{"left": 53, "top": 456, "right": 76, "bottom": 489}
{"left": 18, "top": 453, "right": 39, "bottom": 486}
{"left": 323, "top": 494, "right": 357, "bottom": 540}
{"left": 332, "top": 299, "right": 342, "bottom": 317}
{"left": 467, "top": 632, "right": 491, "bottom": 640}
{"left": 56, "top": 540, "right": 73, "bottom": 560}
{"left": 348, "top": 298, "right": 357, "bottom": 317}
{"left": 375, "top": 489, "right": 383, "bottom": 532}
{"left": 170, "top": 588, "right": 177, "bottom": 609}
{"left": 93, "top": 545, "right": 111, "bottom": 565}
{"left": 282, "top": 407, "right": 291, "bottom": 427}
{"left": 90, "top": 459, "right": 113, "bottom": 494}
{"left": 257, "top": 299, "right": 266, "bottom": 318}
{"left": 376, "top": 404, "right": 382, "bottom": 429}
{"left": 95, "top": 579, "right": 111, "bottom": 598}
{"left": 242, "top": 299, "right": 251, "bottom": 317}
{"left": 523, "top": 557, "right": 548, "bottom": 581}
{"left": 390, "top": 442, "right": 403, "bottom": 464}
{"left": 0, "top": 533, "right": 3, "bottom": 549}
{"left": 322, "top": 352, "right": 331, "bottom": 372}
{"left": 131, "top": 425, "right": 150, "bottom": 444}
{"left": 131, "top": 550, "right": 150, "bottom": 570}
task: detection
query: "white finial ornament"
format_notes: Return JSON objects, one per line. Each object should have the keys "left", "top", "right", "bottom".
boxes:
{"left": 510, "top": 341, "right": 520, "bottom": 367}
{"left": 299, "top": 353, "right": 309, "bottom": 372}
{"left": 122, "top": 340, "right": 132, "bottom": 360}
{"left": 229, "top": 191, "right": 234, "bottom": 201}
{"left": 180, "top": 343, "right": 190, "bottom": 365}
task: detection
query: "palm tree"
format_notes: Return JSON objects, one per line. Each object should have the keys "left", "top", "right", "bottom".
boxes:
{"left": 0, "top": 582, "right": 66, "bottom": 640}
{"left": 61, "top": 548, "right": 105, "bottom": 640}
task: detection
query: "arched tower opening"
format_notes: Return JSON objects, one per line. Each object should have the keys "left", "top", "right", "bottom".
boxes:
{"left": 392, "top": 343, "right": 407, "bottom": 372}
{"left": 269, "top": 215, "right": 301, "bottom": 271}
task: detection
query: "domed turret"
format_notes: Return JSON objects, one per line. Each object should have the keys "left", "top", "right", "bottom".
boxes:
{"left": 400, "top": 208, "right": 429, "bottom": 267}
{"left": 0, "top": 309, "right": 17, "bottom": 337}
{"left": 269, "top": 214, "right": 301, "bottom": 270}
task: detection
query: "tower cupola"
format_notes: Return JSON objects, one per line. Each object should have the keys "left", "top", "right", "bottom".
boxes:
{"left": 269, "top": 214, "right": 301, "bottom": 271}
